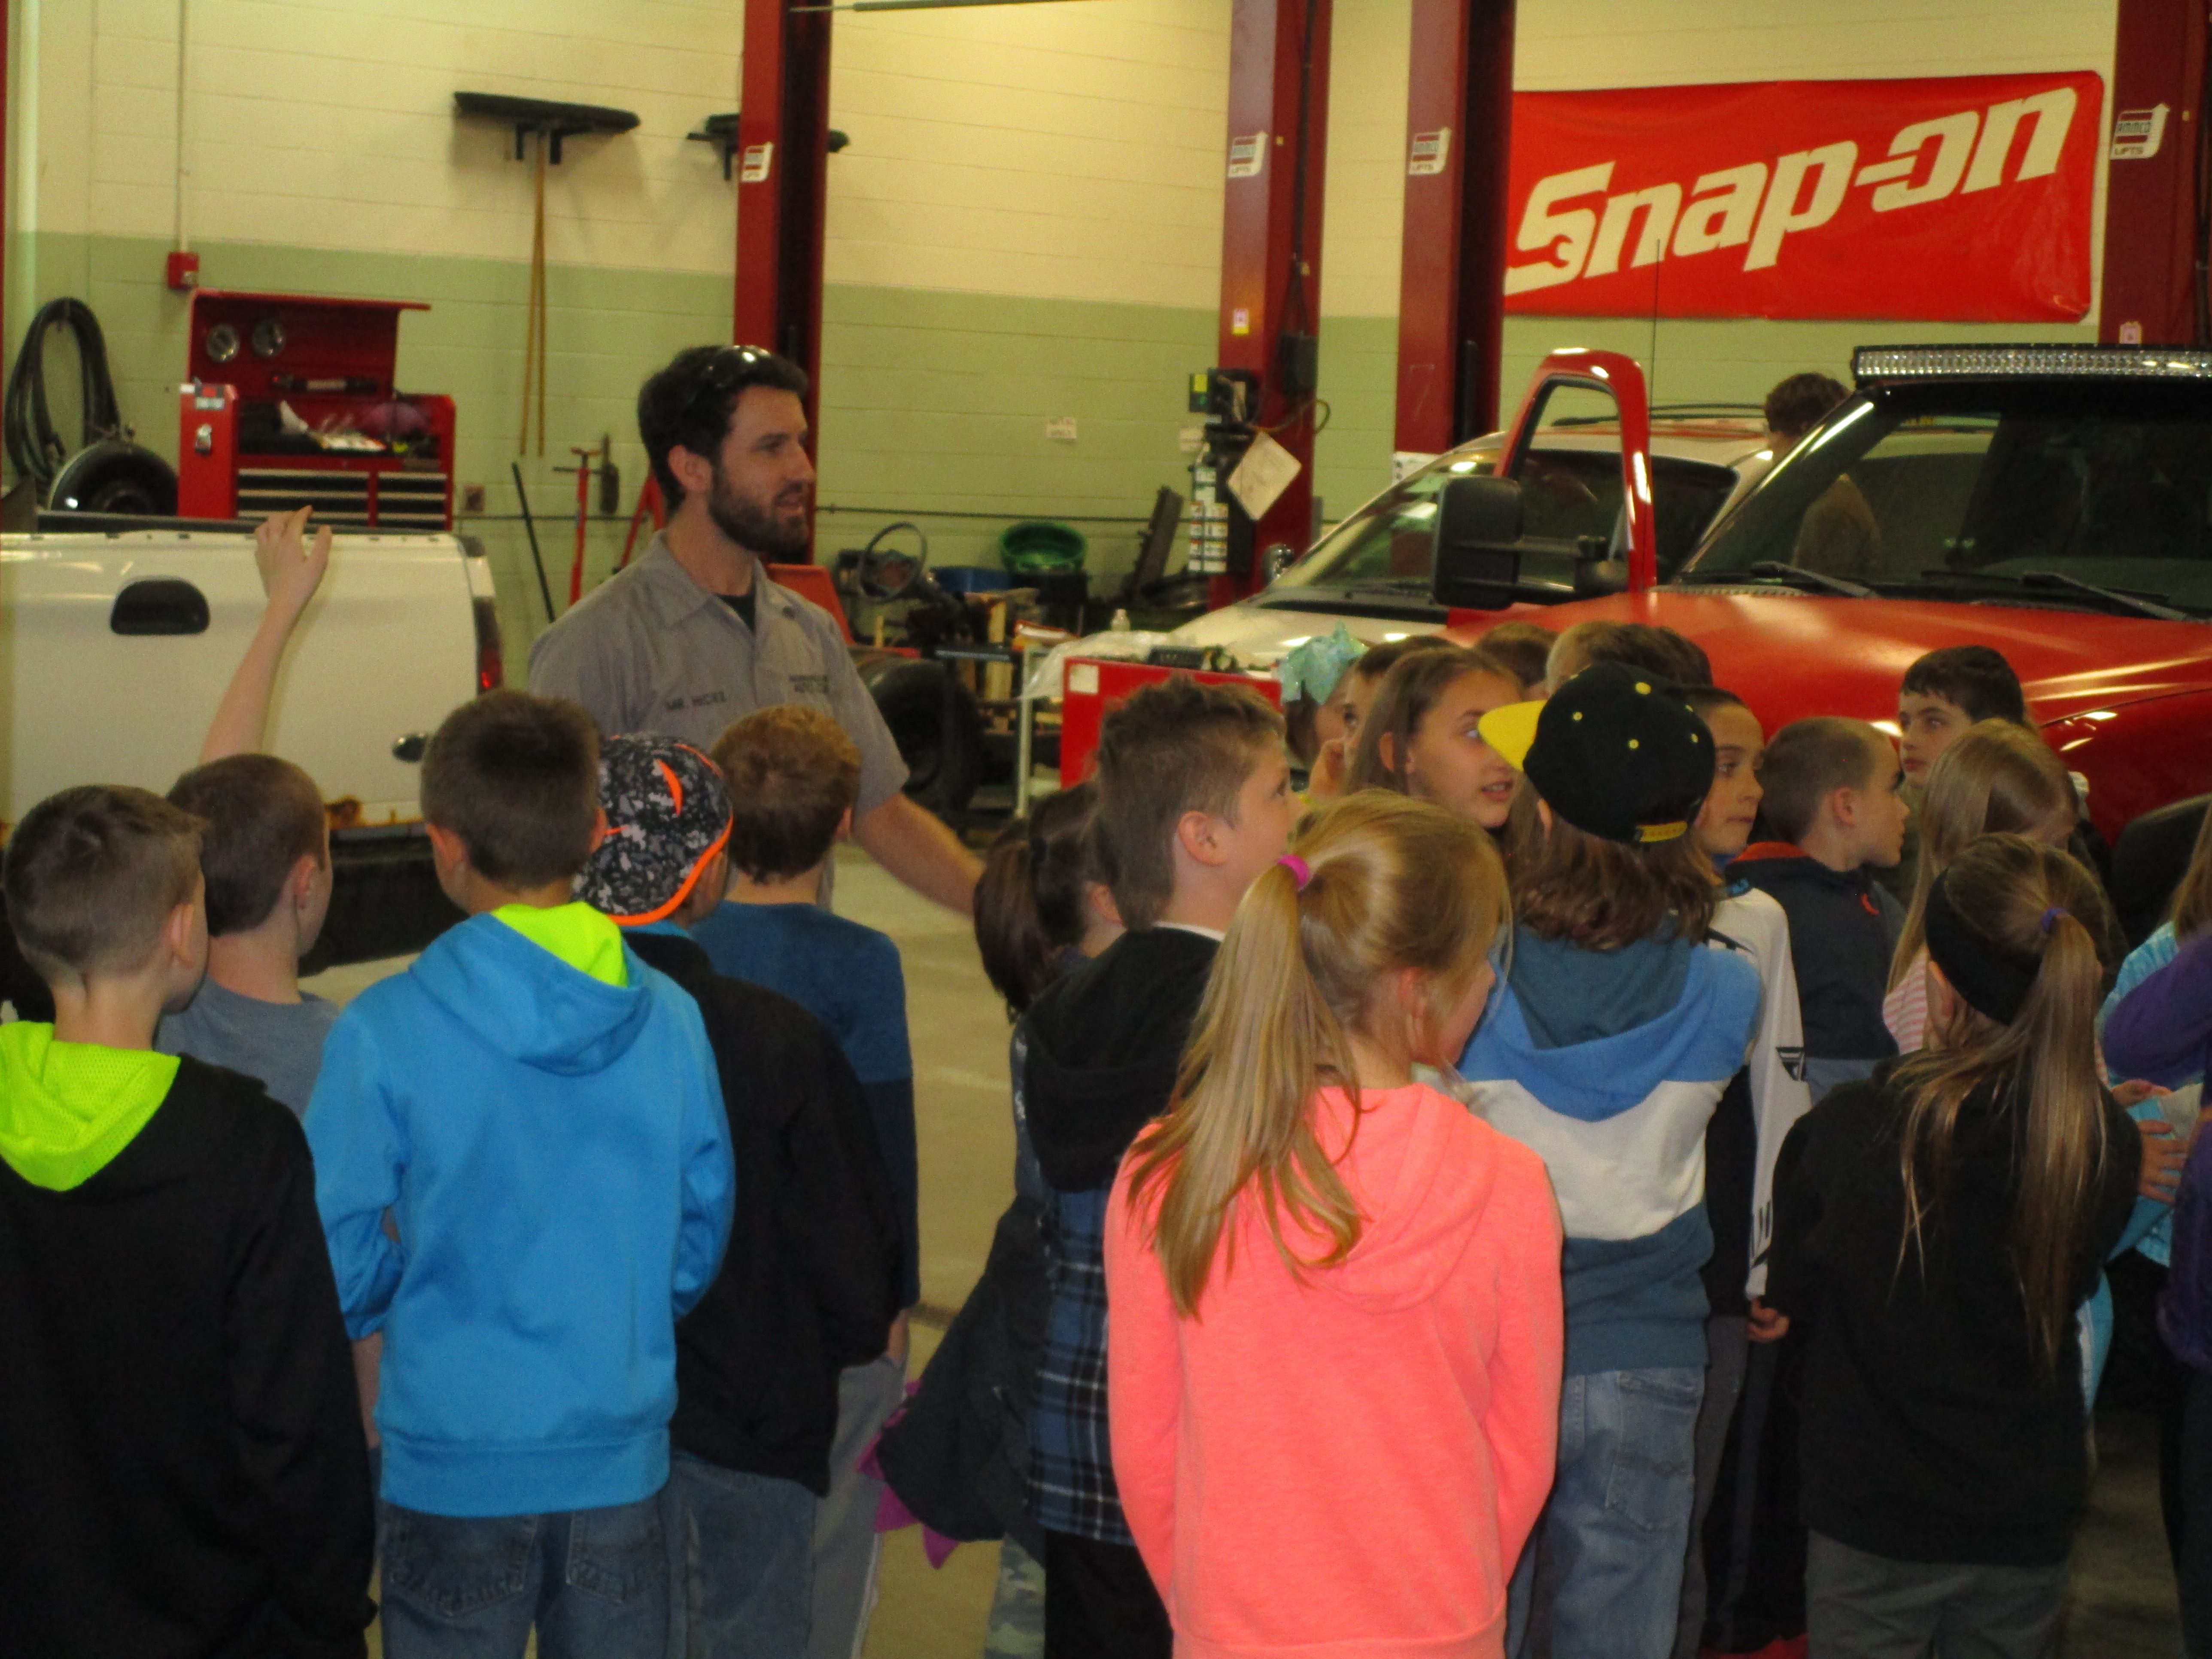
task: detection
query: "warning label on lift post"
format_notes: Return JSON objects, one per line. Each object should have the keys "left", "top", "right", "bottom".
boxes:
{"left": 1227, "top": 132, "right": 1267, "bottom": 179}
{"left": 1408, "top": 129, "right": 1453, "bottom": 176}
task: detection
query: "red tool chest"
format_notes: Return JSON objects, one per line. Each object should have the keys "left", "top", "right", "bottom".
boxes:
{"left": 176, "top": 290, "right": 455, "bottom": 531}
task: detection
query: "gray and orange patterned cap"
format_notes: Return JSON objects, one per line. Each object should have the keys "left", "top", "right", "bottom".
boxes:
{"left": 576, "top": 733, "right": 733, "bottom": 924}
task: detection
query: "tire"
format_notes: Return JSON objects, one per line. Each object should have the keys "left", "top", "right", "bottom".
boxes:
{"left": 858, "top": 653, "right": 984, "bottom": 818}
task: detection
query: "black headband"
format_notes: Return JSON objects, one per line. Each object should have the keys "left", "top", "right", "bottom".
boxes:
{"left": 1923, "top": 872, "right": 2042, "bottom": 1026}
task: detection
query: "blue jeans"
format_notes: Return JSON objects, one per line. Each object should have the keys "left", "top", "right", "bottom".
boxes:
{"left": 1509, "top": 1366, "right": 1705, "bottom": 1659}
{"left": 661, "top": 1452, "right": 816, "bottom": 1659}
{"left": 378, "top": 1494, "right": 668, "bottom": 1659}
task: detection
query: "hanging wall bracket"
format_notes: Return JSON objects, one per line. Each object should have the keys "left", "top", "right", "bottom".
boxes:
{"left": 453, "top": 92, "right": 640, "bottom": 165}
{"left": 688, "top": 114, "right": 849, "bottom": 180}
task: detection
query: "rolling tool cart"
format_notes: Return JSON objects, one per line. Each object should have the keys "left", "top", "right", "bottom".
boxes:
{"left": 176, "top": 290, "right": 455, "bottom": 531}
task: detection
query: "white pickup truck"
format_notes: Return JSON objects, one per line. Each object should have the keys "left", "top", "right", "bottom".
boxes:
{"left": 1, "top": 514, "right": 500, "bottom": 981}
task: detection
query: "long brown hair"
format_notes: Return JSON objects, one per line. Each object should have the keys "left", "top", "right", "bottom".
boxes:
{"left": 1895, "top": 833, "right": 2116, "bottom": 1370}
{"left": 1515, "top": 809, "right": 1718, "bottom": 949}
{"left": 1888, "top": 721, "right": 2076, "bottom": 990}
{"left": 1344, "top": 646, "right": 1519, "bottom": 796}
{"left": 975, "top": 781, "right": 1100, "bottom": 1017}
{"left": 1122, "top": 793, "right": 1508, "bottom": 1317}
{"left": 2171, "top": 802, "right": 2212, "bottom": 943}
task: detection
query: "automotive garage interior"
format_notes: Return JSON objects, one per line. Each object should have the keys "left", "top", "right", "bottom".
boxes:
{"left": 8, "top": 2, "right": 2212, "bottom": 1656}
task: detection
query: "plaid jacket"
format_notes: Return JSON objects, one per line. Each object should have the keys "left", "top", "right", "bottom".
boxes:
{"left": 1028, "top": 1183, "right": 1127, "bottom": 1542}
{"left": 1014, "top": 927, "right": 1220, "bottom": 1546}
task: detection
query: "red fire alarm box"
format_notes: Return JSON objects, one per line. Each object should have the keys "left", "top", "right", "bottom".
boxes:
{"left": 177, "top": 290, "right": 456, "bottom": 530}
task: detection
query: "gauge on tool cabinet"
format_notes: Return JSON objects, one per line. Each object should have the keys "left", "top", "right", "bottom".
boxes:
{"left": 205, "top": 323, "right": 241, "bottom": 364}
{"left": 251, "top": 318, "right": 287, "bottom": 359}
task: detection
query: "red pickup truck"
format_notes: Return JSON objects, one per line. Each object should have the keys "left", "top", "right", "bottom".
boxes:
{"left": 1064, "top": 345, "right": 2212, "bottom": 855}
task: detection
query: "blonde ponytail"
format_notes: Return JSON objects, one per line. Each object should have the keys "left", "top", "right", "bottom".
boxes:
{"left": 1124, "top": 791, "right": 1507, "bottom": 1317}
{"left": 1895, "top": 832, "right": 2116, "bottom": 1369}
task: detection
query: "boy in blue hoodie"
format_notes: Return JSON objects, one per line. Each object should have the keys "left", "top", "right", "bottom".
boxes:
{"left": 306, "top": 691, "right": 736, "bottom": 1659}
{"left": 1459, "top": 663, "right": 1762, "bottom": 1659}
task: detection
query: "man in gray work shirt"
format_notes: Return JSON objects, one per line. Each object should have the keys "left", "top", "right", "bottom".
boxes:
{"left": 530, "top": 343, "right": 980, "bottom": 913}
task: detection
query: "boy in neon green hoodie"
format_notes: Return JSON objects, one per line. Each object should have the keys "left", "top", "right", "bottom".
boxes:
{"left": 0, "top": 784, "right": 374, "bottom": 1657}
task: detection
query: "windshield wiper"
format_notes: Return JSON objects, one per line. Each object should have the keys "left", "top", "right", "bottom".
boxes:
{"left": 1913, "top": 568, "right": 2192, "bottom": 621}
{"left": 1741, "top": 561, "right": 1876, "bottom": 598}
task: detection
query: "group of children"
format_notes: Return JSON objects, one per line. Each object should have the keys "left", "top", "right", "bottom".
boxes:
{"left": 0, "top": 508, "right": 923, "bottom": 1659}
{"left": 4, "top": 495, "right": 2210, "bottom": 1659}
{"left": 948, "top": 617, "right": 2209, "bottom": 1659}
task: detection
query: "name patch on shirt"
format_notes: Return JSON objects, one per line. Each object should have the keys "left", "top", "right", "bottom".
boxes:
{"left": 668, "top": 690, "right": 730, "bottom": 712}
{"left": 787, "top": 673, "right": 831, "bottom": 696}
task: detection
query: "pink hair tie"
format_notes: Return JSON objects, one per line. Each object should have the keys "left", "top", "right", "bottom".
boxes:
{"left": 1279, "top": 854, "right": 1313, "bottom": 890}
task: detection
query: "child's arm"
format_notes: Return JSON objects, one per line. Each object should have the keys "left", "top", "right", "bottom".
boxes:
{"left": 302, "top": 1014, "right": 407, "bottom": 1335}
{"left": 227, "top": 1118, "right": 377, "bottom": 1655}
{"left": 1735, "top": 909, "right": 1814, "bottom": 1302}
{"left": 671, "top": 1005, "right": 738, "bottom": 1318}
{"left": 1762, "top": 1110, "right": 1826, "bottom": 1324}
{"left": 2105, "top": 930, "right": 2212, "bottom": 1090}
{"left": 201, "top": 507, "right": 333, "bottom": 762}
{"left": 784, "top": 1021, "right": 901, "bottom": 1367}
{"left": 851, "top": 934, "right": 921, "bottom": 1311}
{"left": 1103, "top": 1165, "right": 1183, "bottom": 1598}
{"left": 1471, "top": 1142, "right": 1564, "bottom": 1569}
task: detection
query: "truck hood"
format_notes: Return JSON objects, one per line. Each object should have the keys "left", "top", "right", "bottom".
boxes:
{"left": 1450, "top": 589, "right": 2212, "bottom": 728}
{"left": 1165, "top": 596, "right": 1443, "bottom": 666}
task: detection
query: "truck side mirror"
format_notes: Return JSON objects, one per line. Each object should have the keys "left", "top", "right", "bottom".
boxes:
{"left": 1430, "top": 475, "right": 1525, "bottom": 610}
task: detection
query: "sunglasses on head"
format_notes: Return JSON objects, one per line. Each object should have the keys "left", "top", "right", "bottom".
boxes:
{"left": 684, "top": 345, "right": 783, "bottom": 423}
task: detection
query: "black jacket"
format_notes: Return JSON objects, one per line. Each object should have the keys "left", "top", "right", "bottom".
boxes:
{"left": 1730, "top": 843, "right": 1902, "bottom": 1062}
{"left": 876, "top": 1191, "right": 1051, "bottom": 1556}
{"left": 1767, "top": 1060, "right": 2137, "bottom": 1565}
{"left": 1022, "top": 927, "right": 1220, "bottom": 1194}
{"left": 0, "top": 1057, "right": 374, "bottom": 1658}
{"left": 632, "top": 930, "right": 902, "bottom": 1495}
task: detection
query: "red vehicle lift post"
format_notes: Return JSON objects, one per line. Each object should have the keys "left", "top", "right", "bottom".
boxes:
{"left": 735, "top": 0, "right": 833, "bottom": 557}
{"left": 2099, "top": 0, "right": 2209, "bottom": 346}
{"left": 1209, "top": 0, "right": 1333, "bottom": 608}
{"left": 1394, "top": 0, "right": 1516, "bottom": 455}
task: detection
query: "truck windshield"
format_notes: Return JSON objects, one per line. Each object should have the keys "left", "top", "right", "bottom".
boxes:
{"left": 1682, "top": 381, "right": 2212, "bottom": 614}
{"left": 1272, "top": 445, "right": 1739, "bottom": 595}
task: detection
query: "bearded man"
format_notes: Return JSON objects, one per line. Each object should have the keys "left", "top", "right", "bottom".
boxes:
{"left": 529, "top": 344, "right": 979, "bottom": 913}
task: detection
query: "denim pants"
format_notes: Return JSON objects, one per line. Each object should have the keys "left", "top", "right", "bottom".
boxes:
{"left": 660, "top": 1452, "right": 817, "bottom": 1659}
{"left": 377, "top": 1494, "right": 668, "bottom": 1659}
{"left": 1510, "top": 1366, "right": 1705, "bottom": 1659}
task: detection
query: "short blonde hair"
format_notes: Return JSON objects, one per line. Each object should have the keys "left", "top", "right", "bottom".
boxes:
{"left": 713, "top": 705, "right": 862, "bottom": 881}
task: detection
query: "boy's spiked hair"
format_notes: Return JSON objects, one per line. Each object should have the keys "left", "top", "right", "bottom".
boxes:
{"left": 1093, "top": 675, "right": 1285, "bottom": 931}
{"left": 3, "top": 785, "right": 204, "bottom": 981}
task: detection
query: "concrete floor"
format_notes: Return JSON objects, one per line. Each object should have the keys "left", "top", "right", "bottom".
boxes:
{"left": 311, "top": 844, "right": 2185, "bottom": 1659}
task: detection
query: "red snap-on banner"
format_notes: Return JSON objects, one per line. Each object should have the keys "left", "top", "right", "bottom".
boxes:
{"left": 1499, "top": 73, "right": 2103, "bottom": 322}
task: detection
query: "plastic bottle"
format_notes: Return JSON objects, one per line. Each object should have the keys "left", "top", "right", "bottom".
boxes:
{"left": 1110, "top": 608, "right": 1132, "bottom": 632}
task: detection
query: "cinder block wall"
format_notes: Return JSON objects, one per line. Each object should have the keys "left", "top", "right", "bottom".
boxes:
{"left": 5, "top": 0, "right": 2116, "bottom": 664}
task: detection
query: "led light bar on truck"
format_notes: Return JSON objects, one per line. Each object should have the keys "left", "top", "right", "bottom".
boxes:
{"left": 1853, "top": 345, "right": 2212, "bottom": 381}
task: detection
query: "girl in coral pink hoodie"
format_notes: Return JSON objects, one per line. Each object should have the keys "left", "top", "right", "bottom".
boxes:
{"left": 1105, "top": 792, "right": 1564, "bottom": 1659}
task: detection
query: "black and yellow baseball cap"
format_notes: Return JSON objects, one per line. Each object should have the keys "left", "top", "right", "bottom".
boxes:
{"left": 1477, "top": 661, "right": 1713, "bottom": 845}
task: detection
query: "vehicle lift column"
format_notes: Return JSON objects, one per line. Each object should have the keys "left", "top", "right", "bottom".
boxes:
{"left": 735, "top": 0, "right": 833, "bottom": 556}
{"left": 1394, "top": 0, "right": 1515, "bottom": 457}
{"left": 2100, "top": 0, "right": 2209, "bottom": 346}
{"left": 1198, "top": 0, "right": 1332, "bottom": 609}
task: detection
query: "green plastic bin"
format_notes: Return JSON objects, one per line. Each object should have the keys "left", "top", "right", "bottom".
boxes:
{"left": 998, "top": 520, "right": 1088, "bottom": 577}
